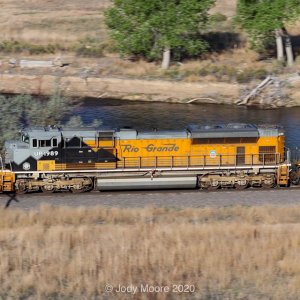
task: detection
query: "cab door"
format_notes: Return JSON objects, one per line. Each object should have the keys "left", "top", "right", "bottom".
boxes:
{"left": 236, "top": 146, "right": 245, "bottom": 165}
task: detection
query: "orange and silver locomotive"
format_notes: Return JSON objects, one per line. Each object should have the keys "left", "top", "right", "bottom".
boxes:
{"left": 0, "top": 123, "right": 290, "bottom": 193}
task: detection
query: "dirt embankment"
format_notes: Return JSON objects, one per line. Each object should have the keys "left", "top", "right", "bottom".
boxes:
{"left": 1, "top": 71, "right": 300, "bottom": 107}
{"left": 0, "top": 73, "right": 241, "bottom": 104}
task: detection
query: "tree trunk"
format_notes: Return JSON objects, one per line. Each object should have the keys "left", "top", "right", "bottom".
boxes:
{"left": 275, "top": 29, "right": 284, "bottom": 62}
{"left": 285, "top": 34, "right": 294, "bottom": 67}
{"left": 161, "top": 47, "right": 171, "bottom": 69}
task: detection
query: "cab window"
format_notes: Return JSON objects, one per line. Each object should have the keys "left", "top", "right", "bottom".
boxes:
{"left": 52, "top": 138, "right": 58, "bottom": 147}
{"left": 39, "top": 140, "right": 51, "bottom": 147}
{"left": 32, "top": 139, "right": 38, "bottom": 148}
{"left": 22, "top": 135, "right": 29, "bottom": 143}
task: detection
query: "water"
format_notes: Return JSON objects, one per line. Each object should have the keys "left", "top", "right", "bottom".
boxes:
{"left": 74, "top": 99, "right": 300, "bottom": 148}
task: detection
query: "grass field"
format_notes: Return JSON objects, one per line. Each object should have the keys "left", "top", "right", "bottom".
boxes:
{"left": 0, "top": 0, "right": 110, "bottom": 44}
{"left": 1, "top": 204, "right": 300, "bottom": 299}
{"left": 0, "top": 0, "right": 235, "bottom": 45}
{"left": 1, "top": 0, "right": 299, "bottom": 83}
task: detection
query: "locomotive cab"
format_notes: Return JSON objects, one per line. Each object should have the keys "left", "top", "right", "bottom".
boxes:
{"left": 4, "top": 126, "right": 62, "bottom": 171}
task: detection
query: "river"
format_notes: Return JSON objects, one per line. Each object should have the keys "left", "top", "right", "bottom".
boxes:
{"left": 74, "top": 99, "right": 300, "bottom": 148}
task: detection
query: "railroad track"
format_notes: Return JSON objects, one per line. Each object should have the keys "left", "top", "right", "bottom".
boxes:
{"left": 1, "top": 186, "right": 300, "bottom": 209}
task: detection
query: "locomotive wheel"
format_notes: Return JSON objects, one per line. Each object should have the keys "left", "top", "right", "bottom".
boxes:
{"left": 83, "top": 177, "right": 94, "bottom": 192}
{"left": 208, "top": 181, "right": 220, "bottom": 190}
{"left": 291, "top": 177, "right": 300, "bottom": 186}
{"left": 70, "top": 185, "right": 84, "bottom": 193}
{"left": 83, "top": 185, "right": 93, "bottom": 192}
{"left": 207, "top": 185, "right": 219, "bottom": 191}
{"left": 261, "top": 182, "right": 275, "bottom": 188}
{"left": 234, "top": 180, "right": 248, "bottom": 190}
{"left": 15, "top": 181, "right": 28, "bottom": 194}
{"left": 16, "top": 186, "right": 28, "bottom": 194}
{"left": 199, "top": 177, "right": 220, "bottom": 190}
{"left": 200, "top": 181, "right": 210, "bottom": 190}
{"left": 41, "top": 184, "right": 54, "bottom": 193}
{"left": 290, "top": 171, "right": 300, "bottom": 185}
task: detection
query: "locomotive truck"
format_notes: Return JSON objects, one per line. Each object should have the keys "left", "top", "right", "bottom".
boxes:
{"left": 0, "top": 123, "right": 291, "bottom": 193}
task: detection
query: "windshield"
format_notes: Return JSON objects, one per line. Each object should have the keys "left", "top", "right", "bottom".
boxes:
{"left": 22, "top": 135, "right": 29, "bottom": 143}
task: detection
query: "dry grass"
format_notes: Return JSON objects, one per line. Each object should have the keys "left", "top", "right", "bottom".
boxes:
{"left": 1, "top": 205, "right": 300, "bottom": 299}
{"left": 0, "top": 0, "right": 300, "bottom": 82}
{"left": 0, "top": 0, "right": 110, "bottom": 44}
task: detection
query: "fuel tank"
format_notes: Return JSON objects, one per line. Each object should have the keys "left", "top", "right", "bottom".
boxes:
{"left": 96, "top": 176, "right": 197, "bottom": 191}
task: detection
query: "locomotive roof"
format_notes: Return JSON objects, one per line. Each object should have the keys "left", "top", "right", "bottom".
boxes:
{"left": 187, "top": 124, "right": 283, "bottom": 138}
{"left": 21, "top": 124, "right": 284, "bottom": 139}
{"left": 187, "top": 124, "right": 259, "bottom": 138}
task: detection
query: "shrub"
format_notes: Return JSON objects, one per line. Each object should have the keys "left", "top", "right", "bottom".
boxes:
{"left": 0, "top": 40, "right": 66, "bottom": 55}
{"left": 194, "top": 64, "right": 268, "bottom": 83}
{"left": 74, "top": 37, "right": 105, "bottom": 57}
{"left": 236, "top": 68, "right": 268, "bottom": 83}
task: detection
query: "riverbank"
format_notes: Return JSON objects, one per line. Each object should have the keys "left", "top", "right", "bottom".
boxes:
{"left": 0, "top": 73, "right": 241, "bottom": 104}
{"left": 1, "top": 71, "right": 300, "bottom": 107}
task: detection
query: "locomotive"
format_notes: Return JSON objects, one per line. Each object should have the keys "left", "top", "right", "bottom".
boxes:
{"left": 0, "top": 123, "right": 291, "bottom": 193}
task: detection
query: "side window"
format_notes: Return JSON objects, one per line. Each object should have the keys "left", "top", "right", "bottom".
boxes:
{"left": 52, "top": 138, "right": 58, "bottom": 147}
{"left": 39, "top": 140, "right": 51, "bottom": 147}
{"left": 32, "top": 139, "right": 38, "bottom": 148}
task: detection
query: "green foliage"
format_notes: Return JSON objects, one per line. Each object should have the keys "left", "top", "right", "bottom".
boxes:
{"left": 236, "top": 0, "right": 300, "bottom": 50}
{"left": 0, "top": 92, "right": 102, "bottom": 152}
{"left": 0, "top": 93, "right": 71, "bottom": 149}
{"left": 105, "top": 0, "right": 215, "bottom": 61}
{"left": 0, "top": 38, "right": 106, "bottom": 57}
{"left": 0, "top": 40, "right": 65, "bottom": 55}
{"left": 183, "top": 64, "right": 268, "bottom": 83}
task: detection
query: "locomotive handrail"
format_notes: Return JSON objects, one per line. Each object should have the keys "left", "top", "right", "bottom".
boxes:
{"left": 120, "top": 153, "right": 282, "bottom": 170}
{"left": 285, "top": 147, "right": 291, "bottom": 163}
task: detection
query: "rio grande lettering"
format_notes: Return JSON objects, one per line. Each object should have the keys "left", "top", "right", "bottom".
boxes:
{"left": 122, "top": 144, "right": 179, "bottom": 153}
{"left": 122, "top": 145, "right": 139, "bottom": 153}
{"left": 144, "top": 144, "right": 179, "bottom": 152}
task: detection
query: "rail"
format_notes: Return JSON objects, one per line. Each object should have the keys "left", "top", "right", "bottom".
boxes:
{"left": 117, "top": 153, "right": 283, "bottom": 169}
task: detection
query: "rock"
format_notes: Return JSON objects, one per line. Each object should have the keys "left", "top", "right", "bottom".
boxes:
{"left": 20, "top": 60, "right": 53, "bottom": 68}
{"left": 9, "top": 58, "right": 17, "bottom": 67}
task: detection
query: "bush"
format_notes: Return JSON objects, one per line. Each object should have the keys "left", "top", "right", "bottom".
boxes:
{"left": 74, "top": 37, "right": 105, "bottom": 57}
{"left": 0, "top": 92, "right": 103, "bottom": 152}
{"left": 0, "top": 40, "right": 65, "bottom": 55}
{"left": 193, "top": 65, "right": 268, "bottom": 83}
{"left": 236, "top": 68, "right": 268, "bottom": 83}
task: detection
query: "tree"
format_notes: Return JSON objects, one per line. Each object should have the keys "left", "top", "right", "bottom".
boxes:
{"left": 236, "top": 0, "right": 300, "bottom": 65}
{"left": 0, "top": 94, "right": 101, "bottom": 152}
{"left": 105, "top": 0, "right": 215, "bottom": 69}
